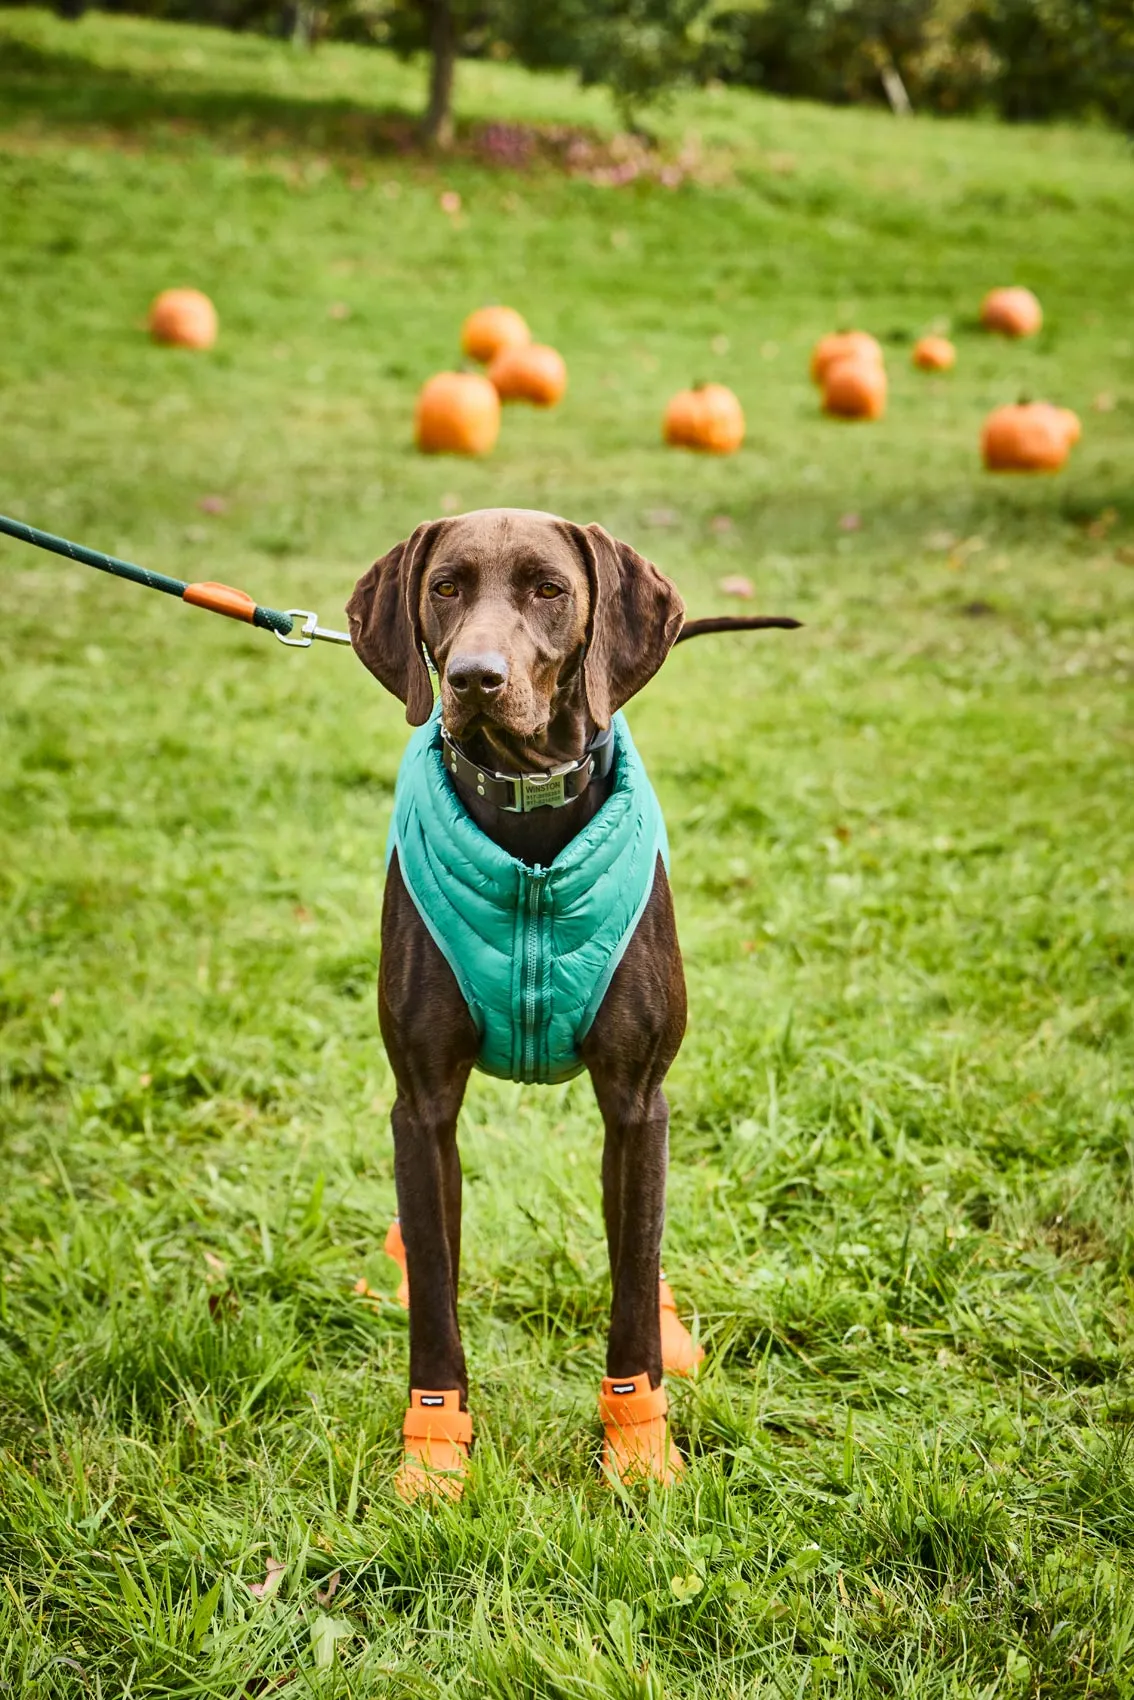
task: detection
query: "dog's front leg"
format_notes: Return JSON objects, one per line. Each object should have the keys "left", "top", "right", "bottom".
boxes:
{"left": 582, "top": 863, "right": 688, "bottom": 1484}
{"left": 380, "top": 855, "right": 479, "bottom": 1497}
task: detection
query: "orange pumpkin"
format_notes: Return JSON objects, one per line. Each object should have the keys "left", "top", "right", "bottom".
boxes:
{"left": 981, "top": 402, "right": 1071, "bottom": 471}
{"left": 1052, "top": 405, "right": 1081, "bottom": 445}
{"left": 810, "top": 331, "right": 883, "bottom": 386}
{"left": 460, "top": 305, "right": 531, "bottom": 365}
{"left": 148, "top": 288, "right": 218, "bottom": 350}
{"left": 414, "top": 372, "right": 501, "bottom": 456}
{"left": 822, "top": 357, "right": 887, "bottom": 420}
{"left": 980, "top": 287, "right": 1042, "bottom": 338}
{"left": 912, "top": 335, "right": 955, "bottom": 372}
{"left": 663, "top": 384, "right": 745, "bottom": 454}
{"left": 488, "top": 343, "right": 567, "bottom": 407}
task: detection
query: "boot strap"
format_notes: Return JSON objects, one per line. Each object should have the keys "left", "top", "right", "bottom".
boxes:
{"left": 403, "top": 1395, "right": 472, "bottom": 1447}
{"left": 599, "top": 1377, "right": 668, "bottom": 1429}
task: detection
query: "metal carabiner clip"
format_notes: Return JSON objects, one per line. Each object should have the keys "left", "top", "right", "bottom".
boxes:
{"left": 274, "top": 609, "right": 354, "bottom": 649}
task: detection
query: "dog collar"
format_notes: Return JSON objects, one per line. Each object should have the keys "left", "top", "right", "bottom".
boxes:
{"left": 439, "top": 722, "right": 615, "bottom": 813}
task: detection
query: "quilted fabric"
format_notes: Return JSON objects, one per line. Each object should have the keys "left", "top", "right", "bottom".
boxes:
{"left": 387, "top": 705, "right": 668, "bottom": 1084}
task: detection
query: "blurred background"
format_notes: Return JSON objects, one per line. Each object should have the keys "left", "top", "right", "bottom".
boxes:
{"left": 7, "top": 0, "right": 1134, "bottom": 141}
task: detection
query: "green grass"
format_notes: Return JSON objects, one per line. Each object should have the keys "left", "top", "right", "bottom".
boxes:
{"left": 1, "top": 10, "right": 1133, "bottom": 1695}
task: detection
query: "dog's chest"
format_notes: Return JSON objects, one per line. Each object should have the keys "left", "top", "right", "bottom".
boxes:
{"left": 386, "top": 709, "right": 668, "bottom": 1084}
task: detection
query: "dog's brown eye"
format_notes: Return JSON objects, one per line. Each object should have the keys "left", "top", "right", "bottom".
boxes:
{"left": 433, "top": 580, "right": 458, "bottom": 599}
{"left": 536, "top": 582, "right": 564, "bottom": 599}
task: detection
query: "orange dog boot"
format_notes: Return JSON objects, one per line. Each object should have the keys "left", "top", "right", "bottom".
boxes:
{"left": 599, "top": 1373, "right": 685, "bottom": 1487}
{"left": 396, "top": 1390, "right": 471, "bottom": 1502}
{"left": 659, "top": 1277, "right": 705, "bottom": 1377}
{"left": 385, "top": 1217, "right": 409, "bottom": 1309}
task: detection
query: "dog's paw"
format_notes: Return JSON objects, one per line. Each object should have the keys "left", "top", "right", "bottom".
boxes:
{"left": 659, "top": 1278, "right": 705, "bottom": 1378}
{"left": 599, "top": 1373, "right": 685, "bottom": 1487}
{"left": 397, "top": 1390, "right": 471, "bottom": 1503}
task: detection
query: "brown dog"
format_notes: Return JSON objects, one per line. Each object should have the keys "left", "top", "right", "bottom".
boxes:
{"left": 347, "top": 508, "right": 797, "bottom": 1496}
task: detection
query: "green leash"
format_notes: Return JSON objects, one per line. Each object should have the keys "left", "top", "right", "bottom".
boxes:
{"left": 0, "top": 512, "right": 352, "bottom": 649}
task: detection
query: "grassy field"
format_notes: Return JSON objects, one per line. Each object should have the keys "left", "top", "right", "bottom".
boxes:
{"left": 1, "top": 10, "right": 1133, "bottom": 1695}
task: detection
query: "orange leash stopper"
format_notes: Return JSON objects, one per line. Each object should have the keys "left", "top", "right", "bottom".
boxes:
{"left": 660, "top": 1278, "right": 705, "bottom": 1377}
{"left": 182, "top": 581, "right": 257, "bottom": 622}
{"left": 599, "top": 1372, "right": 684, "bottom": 1486}
{"left": 385, "top": 1217, "right": 409, "bottom": 1309}
{"left": 397, "top": 1389, "right": 471, "bottom": 1501}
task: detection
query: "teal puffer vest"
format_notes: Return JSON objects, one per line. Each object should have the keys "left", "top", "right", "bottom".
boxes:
{"left": 387, "top": 706, "right": 668, "bottom": 1085}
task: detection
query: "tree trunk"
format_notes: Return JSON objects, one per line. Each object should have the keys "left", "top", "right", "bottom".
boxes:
{"left": 422, "top": 0, "right": 456, "bottom": 150}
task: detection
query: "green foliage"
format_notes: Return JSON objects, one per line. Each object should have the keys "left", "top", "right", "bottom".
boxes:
{"left": 1, "top": 10, "right": 1133, "bottom": 1695}
{"left": 502, "top": 0, "right": 716, "bottom": 126}
{"left": 705, "top": 0, "right": 1134, "bottom": 126}
{"left": 707, "top": 0, "right": 939, "bottom": 106}
{"left": 955, "top": 0, "right": 1134, "bottom": 126}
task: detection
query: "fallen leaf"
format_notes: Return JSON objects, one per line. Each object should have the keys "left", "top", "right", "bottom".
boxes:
{"left": 310, "top": 1613, "right": 352, "bottom": 1669}
{"left": 709, "top": 514, "right": 734, "bottom": 535}
{"left": 719, "top": 575, "right": 754, "bottom": 599}
{"left": 138, "top": 1072, "right": 152, "bottom": 1088}
{"left": 248, "top": 1557, "right": 286, "bottom": 1601}
{"left": 49, "top": 988, "right": 65, "bottom": 1007}
{"left": 1092, "top": 392, "right": 1116, "bottom": 412}
{"left": 315, "top": 1570, "right": 341, "bottom": 1607}
{"left": 198, "top": 494, "right": 227, "bottom": 514}
{"left": 327, "top": 302, "right": 351, "bottom": 321}
{"left": 838, "top": 512, "right": 862, "bottom": 531}
{"left": 923, "top": 529, "right": 956, "bottom": 552}
{"left": 1086, "top": 508, "right": 1118, "bottom": 540}
{"left": 440, "top": 190, "right": 461, "bottom": 215}
{"left": 204, "top": 1252, "right": 227, "bottom": 1277}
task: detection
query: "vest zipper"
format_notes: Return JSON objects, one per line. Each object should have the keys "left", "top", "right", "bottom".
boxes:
{"left": 520, "top": 865, "right": 548, "bottom": 1083}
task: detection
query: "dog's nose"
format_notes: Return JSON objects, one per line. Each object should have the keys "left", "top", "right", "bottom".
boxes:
{"left": 446, "top": 651, "right": 509, "bottom": 698}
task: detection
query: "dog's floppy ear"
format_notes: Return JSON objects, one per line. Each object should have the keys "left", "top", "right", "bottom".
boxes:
{"left": 568, "top": 523, "right": 685, "bottom": 728}
{"left": 345, "top": 520, "right": 450, "bottom": 725}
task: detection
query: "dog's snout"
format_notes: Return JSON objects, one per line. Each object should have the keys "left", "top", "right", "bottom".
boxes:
{"left": 446, "top": 651, "right": 509, "bottom": 698}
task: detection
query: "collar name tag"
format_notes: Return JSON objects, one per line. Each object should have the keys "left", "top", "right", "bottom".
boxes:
{"left": 520, "top": 770, "right": 570, "bottom": 810}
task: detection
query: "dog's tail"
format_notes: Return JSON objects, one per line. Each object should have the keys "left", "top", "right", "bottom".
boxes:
{"left": 674, "top": 615, "right": 803, "bottom": 644}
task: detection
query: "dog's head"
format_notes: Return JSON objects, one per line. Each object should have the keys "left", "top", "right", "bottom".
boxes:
{"left": 346, "top": 508, "right": 684, "bottom": 741}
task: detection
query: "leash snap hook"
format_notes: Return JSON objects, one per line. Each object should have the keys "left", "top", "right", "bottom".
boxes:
{"left": 274, "top": 608, "right": 353, "bottom": 649}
